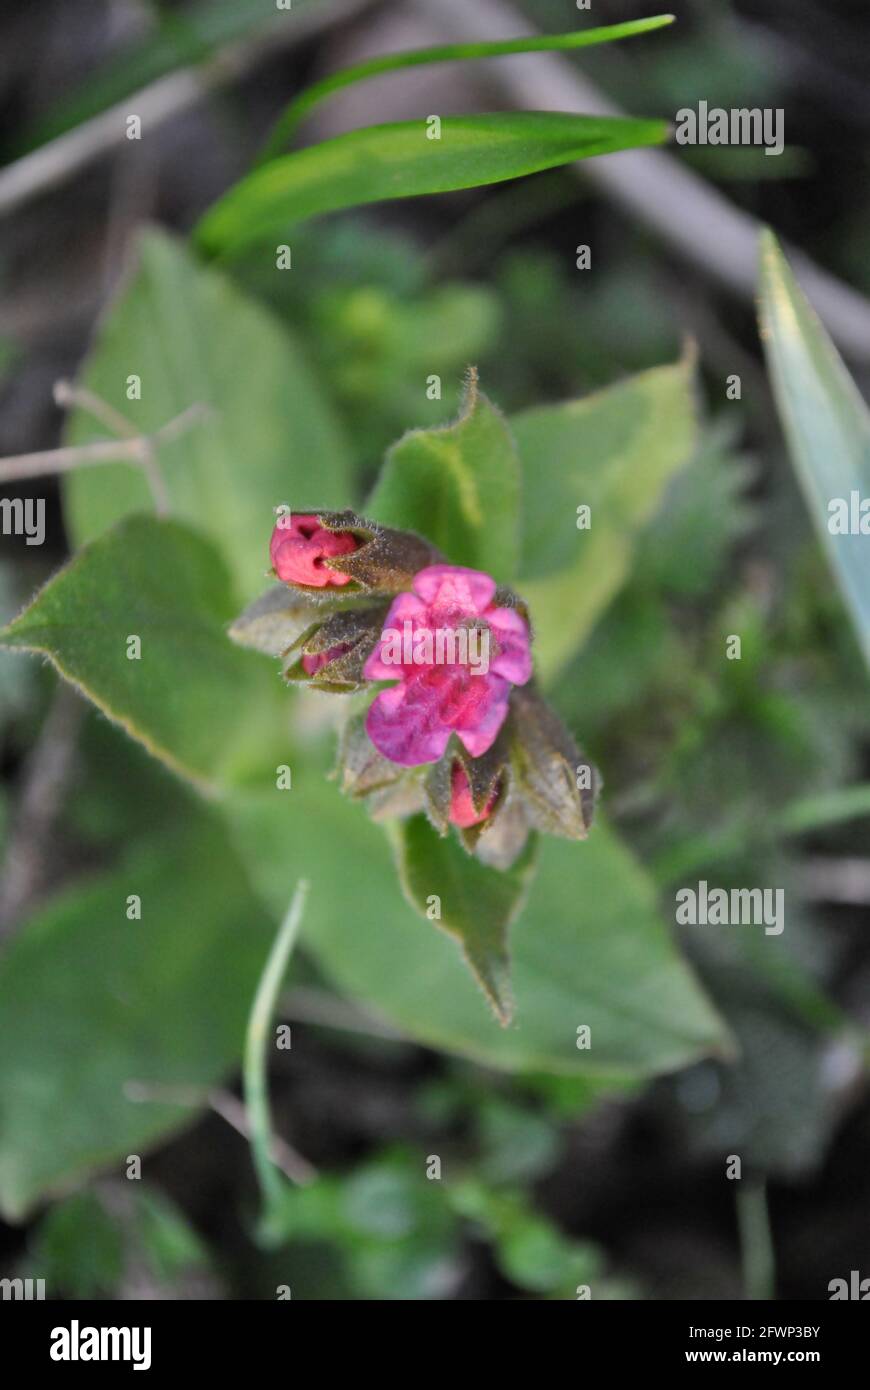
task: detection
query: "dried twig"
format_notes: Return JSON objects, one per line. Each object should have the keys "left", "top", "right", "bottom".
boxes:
{"left": 0, "top": 385, "right": 210, "bottom": 516}
{"left": 796, "top": 858, "right": 870, "bottom": 906}
{"left": 123, "top": 1080, "right": 317, "bottom": 1187}
{"left": 280, "top": 985, "right": 407, "bottom": 1041}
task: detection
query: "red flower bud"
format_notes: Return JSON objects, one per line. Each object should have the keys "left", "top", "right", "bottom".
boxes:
{"left": 301, "top": 644, "right": 352, "bottom": 676}
{"left": 270, "top": 511, "right": 357, "bottom": 589}
{"left": 448, "top": 764, "right": 500, "bottom": 828}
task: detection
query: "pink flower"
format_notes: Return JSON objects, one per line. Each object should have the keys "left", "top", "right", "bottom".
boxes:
{"left": 270, "top": 512, "right": 357, "bottom": 588}
{"left": 448, "top": 764, "right": 500, "bottom": 828}
{"left": 363, "top": 564, "right": 532, "bottom": 766}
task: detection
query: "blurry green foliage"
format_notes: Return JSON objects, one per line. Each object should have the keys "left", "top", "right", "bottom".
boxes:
{"left": 0, "top": 803, "right": 274, "bottom": 1220}
{"left": 263, "top": 1143, "right": 628, "bottom": 1300}
{"left": 27, "top": 1187, "right": 209, "bottom": 1299}
{"left": 1, "top": 122, "right": 868, "bottom": 1298}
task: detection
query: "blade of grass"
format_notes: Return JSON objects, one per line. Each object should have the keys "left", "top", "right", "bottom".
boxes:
{"left": 777, "top": 783, "right": 870, "bottom": 836}
{"left": 256, "top": 14, "right": 675, "bottom": 162}
{"left": 243, "top": 879, "right": 309, "bottom": 1233}
{"left": 196, "top": 111, "right": 670, "bottom": 258}
{"left": 651, "top": 783, "right": 870, "bottom": 886}
{"left": 759, "top": 229, "right": 870, "bottom": 672}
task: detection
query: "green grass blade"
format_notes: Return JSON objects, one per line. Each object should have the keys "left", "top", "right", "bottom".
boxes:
{"left": 257, "top": 14, "right": 676, "bottom": 162}
{"left": 759, "top": 229, "right": 870, "bottom": 672}
{"left": 243, "top": 880, "right": 309, "bottom": 1229}
{"left": 196, "top": 111, "right": 669, "bottom": 258}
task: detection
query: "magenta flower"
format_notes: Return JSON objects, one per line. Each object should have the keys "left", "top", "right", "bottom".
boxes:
{"left": 363, "top": 564, "right": 532, "bottom": 766}
{"left": 270, "top": 512, "right": 357, "bottom": 588}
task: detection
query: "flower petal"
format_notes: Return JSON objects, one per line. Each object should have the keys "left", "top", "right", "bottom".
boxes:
{"left": 487, "top": 606, "right": 532, "bottom": 685}
{"left": 270, "top": 513, "right": 357, "bottom": 588}
{"left": 454, "top": 677, "right": 511, "bottom": 757}
{"left": 365, "top": 680, "right": 452, "bottom": 766}
{"left": 362, "top": 592, "right": 429, "bottom": 679}
{"left": 413, "top": 564, "right": 496, "bottom": 615}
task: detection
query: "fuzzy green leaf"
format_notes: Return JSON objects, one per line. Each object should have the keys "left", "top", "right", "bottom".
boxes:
{"left": 366, "top": 369, "right": 521, "bottom": 578}
{"left": 0, "top": 810, "right": 274, "bottom": 1221}
{"left": 0, "top": 515, "right": 275, "bottom": 792}
{"left": 63, "top": 228, "right": 352, "bottom": 603}
{"left": 230, "top": 780, "right": 729, "bottom": 1073}
{"left": 392, "top": 816, "right": 539, "bottom": 1025}
{"left": 511, "top": 355, "right": 698, "bottom": 681}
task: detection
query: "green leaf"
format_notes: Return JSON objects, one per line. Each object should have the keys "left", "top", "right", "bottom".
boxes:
{"left": 228, "top": 583, "right": 319, "bottom": 659}
{"left": 634, "top": 421, "right": 755, "bottom": 599}
{"left": 265, "top": 1148, "right": 457, "bottom": 1296}
{"left": 63, "top": 228, "right": 352, "bottom": 603}
{"left": 497, "top": 1217, "right": 598, "bottom": 1295}
{"left": 28, "top": 1187, "right": 208, "bottom": 1297}
{"left": 31, "top": 1194, "right": 124, "bottom": 1297}
{"left": 475, "top": 1098, "right": 560, "bottom": 1184}
{"left": 0, "top": 808, "right": 274, "bottom": 1221}
{"left": 392, "top": 817, "right": 538, "bottom": 1026}
{"left": 759, "top": 230, "right": 870, "bottom": 671}
{"left": 258, "top": 16, "right": 676, "bottom": 158}
{"left": 133, "top": 1187, "right": 210, "bottom": 1285}
{"left": 229, "top": 779, "right": 728, "bottom": 1075}
{"left": 366, "top": 369, "right": 522, "bottom": 576}
{"left": 448, "top": 1178, "right": 600, "bottom": 1295}
{"left": 195, "top": 113, "right": 670, "bottom": 260}
{"left": 510, "top": 355, "right": 697, "bottom": 681}
{"left": 0, "top": 515, "right": 275, "bottom": 792}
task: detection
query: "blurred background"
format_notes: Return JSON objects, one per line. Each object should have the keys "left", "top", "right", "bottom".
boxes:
{"left": 1, "top": 0, "right": 870, "bottom": 1300}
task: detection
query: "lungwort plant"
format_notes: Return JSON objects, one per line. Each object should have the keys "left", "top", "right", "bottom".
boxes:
{"left": 230, "top": 368, "right": 602, "bottom": 1020}
{"left": 0, "top": 11, "right": 740, "bottom": 1222}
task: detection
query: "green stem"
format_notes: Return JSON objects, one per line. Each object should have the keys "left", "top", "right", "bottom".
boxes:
{"left": 256, "top": 15, "right": 675, "bottom": 164}
{"left": 243, "top": 879, "right": 309, "bottom": 1218}
{"left": 736, "top": 1179, "right": 775, "bottom": 1301}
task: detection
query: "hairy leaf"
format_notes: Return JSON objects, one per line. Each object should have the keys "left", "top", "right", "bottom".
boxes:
{"left": 366, "top": 369, "right": 521, "bottom": 578}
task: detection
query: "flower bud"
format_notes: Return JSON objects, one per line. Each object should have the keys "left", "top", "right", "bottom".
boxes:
{"left": 241, "top": 509, "right": 600, "bottom": 873}
{"left": 423, "top": 731, "right": 506, "bottom": 835}
{"left": 270, "top": 511, "right": 358, "bottom": 588}
{"left": 507, "top": 685, "right": 599, "bottom": 840}
{"left": 283, "top": 604, "right": 389, "bottom": 693}
{"left": 419, "top": 684, "right": 599, "bottom": 868}
{"left": 335, "top": 711, "right": 425, "bottom": 819}
{"left": 448, "top": 765, "right": 500, "bottom": 828}
{"left": 301, "top": 647, "right": 350, "bottom": 677}
{"left": 271, "top": 508, "right": 443, "bottom": 599}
